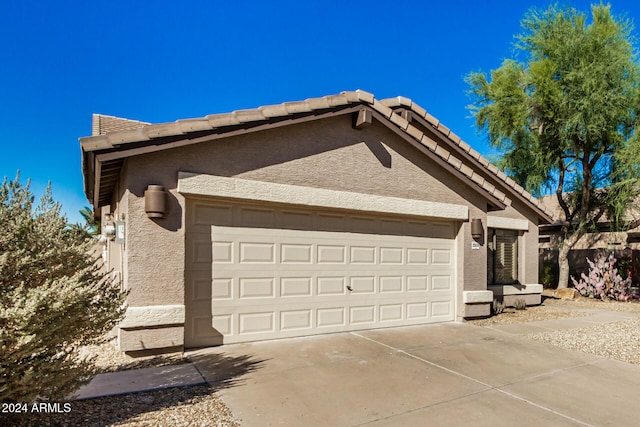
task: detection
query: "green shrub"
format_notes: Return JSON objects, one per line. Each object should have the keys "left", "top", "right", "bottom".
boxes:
{"left": 0, "top": 174, "right": 127, "bottom": 402}
{"left": 513, "top": 298, "right": 527, "bottom": 310}
{"left": 492, "top": 299, "right": 505, "bottom": 315}
{"left": 541, "top": 261, "right": 558, "bottom": 289}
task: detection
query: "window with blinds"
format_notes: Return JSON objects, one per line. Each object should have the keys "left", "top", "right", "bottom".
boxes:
{"left": 487, "top": 228, "right": 518, "bottom": 285}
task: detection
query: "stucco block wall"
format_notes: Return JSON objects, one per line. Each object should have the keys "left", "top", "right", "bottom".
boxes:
{"left": 124, "top": 188, "right": 185, "bottom": 307}
{"left": 119, "top": 326, "right": 184, "bottom": 352}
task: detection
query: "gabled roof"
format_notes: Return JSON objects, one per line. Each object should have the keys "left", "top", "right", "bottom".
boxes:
{"left": 80, "top": 90, "right": 553, "bottom": 223}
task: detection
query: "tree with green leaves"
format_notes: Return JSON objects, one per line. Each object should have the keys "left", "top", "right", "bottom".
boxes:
{"left": 0, "top": 174, "right": 126, "bottom": 402}
{"left": 467, "top": 3, "right": 640, "bottom": 289}
{"left": 68, "top": 206, "right": 101, "bottom": 237}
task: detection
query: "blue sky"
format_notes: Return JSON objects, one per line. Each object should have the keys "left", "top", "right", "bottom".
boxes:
{"left": 2, "top": 1, "right": 640, "bottom": 225}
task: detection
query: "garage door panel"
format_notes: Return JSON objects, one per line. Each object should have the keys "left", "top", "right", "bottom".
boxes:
{"left": 281, "top": 243, "right": 313, "bottom": 263}
{"left": 431, "top": 300, "right": 454, "bottom": 319}
{"left": 188, "top": 203, "right": 233, "bottom": 232}
{"left": 380, "top": 247, "right": 404, "bottom": 264}
{"left": 317, "top": 277, "right": 346, "bottom": 295}
{"left": 211, "top": 278, "right": 233, "bottom": 299}
{"left": 280, "top": 309, "right": 313, "bottom": 331}
{"left": 239, "top": 242, "right": 276, "bottom": 264}
{"left": 406, "top": 248, "right": 429, "bottom": 265}
{"left": 278, "top": 211, "right": 313, "bottom": 229}
{"left": 206, "top": 222, "right": 457, "bottom": 342}
{"left": 317, "top": 245, "right": 347, "bottom": 263}
{"left": 407, "top": 275, "right": 429, "bottom": 292}
{"left": 317, "top": 307, "right": 346, "bottom": 328}
{"left": 185, "top": 202, "right": 457, "bottom": 347}
{"left": 379, "top": 304, "right": 403, "bottom": 322}
{"left": 432, "top": 275, "right": 453, "bottom": 291}
{"left": 210, "top": 297, "right": 456, "bottom": 344}
{"left": 379, "top": 276, "right": 403, "bottom": 293}
{"left": 350, "top": 305, "right": 376, "bottom": 324}
{"left": 350, "top": 246, "right": 376, "bottom": 263}
{"left": 239, "top": 312, "right": 275, "bottom": 335}
{"left": 239, "top": 277, "right": 275, "bottom": 299}
{"left": 238, "top": 207, "right": 275, "bottom": 227}
{"left": 349, "top": 276, "right": 376, "bottom": 294}
{"left": 280, "top": 277, "right": 313, "bottom": 297}
{"left": 431, "top": 248, "right": 453, "bottom": 265}
{"left": 407, "top": 302, "right": 429, "bottom": 319}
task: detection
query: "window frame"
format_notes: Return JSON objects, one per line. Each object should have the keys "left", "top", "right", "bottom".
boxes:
{"left": 487, "top": 228, "right": 519, "bottom": 286}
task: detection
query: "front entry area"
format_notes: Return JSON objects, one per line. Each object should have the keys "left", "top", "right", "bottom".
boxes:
{"left": 185, "top": 199, "right": 457, "bottom": 347}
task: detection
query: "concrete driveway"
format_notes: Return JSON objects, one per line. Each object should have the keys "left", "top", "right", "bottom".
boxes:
{"left": 188, "top": 323, "right": 640, "bottom": 426}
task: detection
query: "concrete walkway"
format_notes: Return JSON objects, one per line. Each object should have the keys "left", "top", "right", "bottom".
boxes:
{"left": 72, "top": 363, "right": 206, "bottom": 400}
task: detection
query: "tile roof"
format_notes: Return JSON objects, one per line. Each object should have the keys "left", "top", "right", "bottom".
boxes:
{"left": 81, "top": 90, "right": 553, "bottom": 222}
{"left": 91, "top": 114, "right": 150, "bottom": 136}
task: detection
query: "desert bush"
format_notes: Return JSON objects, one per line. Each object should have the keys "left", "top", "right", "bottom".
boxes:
{"left": 492, "top": 299, "right": 505, "bottom": 315}
{"left": 541, "top": 261, "right": 558, "bottom": 289}
{"left": 0, "top": 174, "right": 127, "bottom": 402}
{"left": 513, "top": 298, "right": 527, "bottom": 310}
{"left": 570, "top": 253, "right": 633, "bottom": 301}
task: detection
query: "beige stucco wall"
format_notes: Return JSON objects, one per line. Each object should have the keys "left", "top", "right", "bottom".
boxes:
{"left": 112, "top": 113, "right": 542, "bottom": 349}
{"left": 123, "top": 115, "right": 489, "bottom": 296}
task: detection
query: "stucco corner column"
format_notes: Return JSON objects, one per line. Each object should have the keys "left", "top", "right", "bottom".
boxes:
{"left": 118, "top": 305, "right": 186, "bottom": 352}
{"left": 462, "top": 290, "right": 493, "bottom": 318}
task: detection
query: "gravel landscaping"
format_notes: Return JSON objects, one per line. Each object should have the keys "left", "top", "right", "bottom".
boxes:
{"left": 467, "top": 304, "right": 592, "bottom": 326}
{"left": 527, "top": 317, "right": 640, "bottom": 365}
{"left": 469, "top": 291, "right": 640, "bottom": 366}
{"left": 9, "top": 339, "right": 240, "bottom": 427}
{"left": 10, "top": 292, "right": 640, "bottom": 426}
{"left": 526, "top": 292, "right": 640, "bottom": 365}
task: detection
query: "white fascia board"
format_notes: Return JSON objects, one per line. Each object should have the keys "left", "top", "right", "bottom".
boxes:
{"left": 177, "top": 172, "right": 469, "bottom": 221}
{"left": 487, "top": 215, "right": 529, "bottom": 231}
{"left": 119, "top": 305, "right": 185, "bottom": 328}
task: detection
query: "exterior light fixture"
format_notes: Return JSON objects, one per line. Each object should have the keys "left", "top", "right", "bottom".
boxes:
{"left": 103, "top": 213, "right": 116, "bottom": 239}
{"left": 144, "top": 185, "right": 167, "bottom": 219}
{"left": 471, "top": 218, "right": 483, "bottom": 240}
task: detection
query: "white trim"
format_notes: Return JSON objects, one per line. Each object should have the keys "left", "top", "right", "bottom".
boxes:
{"left": 177, "top": 172, "right": 469, "bottom": 221}
{"left": 462, "top": 290, "right": 493, "bottom": 304}
{"left": 487, "top": 215, "right": 529, "bottom": 231}
{"left": 120, "top": 305, "right": 185, "bottom": 328}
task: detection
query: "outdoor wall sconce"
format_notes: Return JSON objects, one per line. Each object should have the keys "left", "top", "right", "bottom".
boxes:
{"left": 103, "top": 213, "right": 116, "bottom": 240}
{"left": 144, "top": 185, "right": 167, "bottom": 219}
{"left": 471, "top": 218, "right": 483, "bottom": 241}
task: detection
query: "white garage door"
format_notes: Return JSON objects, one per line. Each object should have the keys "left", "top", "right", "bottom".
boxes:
{"left": 185, "top": 201, "right": 457, "bottom": 347}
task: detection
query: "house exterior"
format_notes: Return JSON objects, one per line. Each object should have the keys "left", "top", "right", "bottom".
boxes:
{"left": 81, "top": 90, "right": 553, "bottom": 353}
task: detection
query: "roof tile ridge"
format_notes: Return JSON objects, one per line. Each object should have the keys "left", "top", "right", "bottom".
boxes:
{"left": 377, "top": 96, "right": 554, "bottom": 220}
{"left": 174, "top": 90, "right": 371, "bottom": 131}
{"left": 85, "top": 90, "right": 370, "bottom": 146}
{"left": 92, "top": 113, "right": 151, "bottom": 125}
{"left": 92, "top": 113, "right": 151, "bottom": 136}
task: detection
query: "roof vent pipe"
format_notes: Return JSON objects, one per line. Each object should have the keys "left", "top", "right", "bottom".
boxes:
{"left": 144, "top": 185, "right": 166, "bottom": 219}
